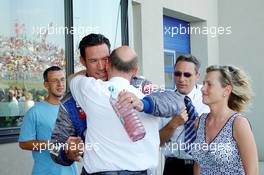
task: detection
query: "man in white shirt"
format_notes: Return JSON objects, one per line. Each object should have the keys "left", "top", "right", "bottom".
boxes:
{"left": 70, "top": 46, "right": 175, "bottom": 175}
{"left": 117, "top": 54, "right": 209, "bottom": 175}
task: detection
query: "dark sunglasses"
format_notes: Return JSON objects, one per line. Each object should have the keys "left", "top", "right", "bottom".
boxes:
{"left": 174, "top": 71, "right": 192, "bottom": 78}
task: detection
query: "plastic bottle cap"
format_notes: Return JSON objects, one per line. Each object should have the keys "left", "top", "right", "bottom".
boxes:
{"left": 108, "top": 85, "right": 118, "bottom": 99}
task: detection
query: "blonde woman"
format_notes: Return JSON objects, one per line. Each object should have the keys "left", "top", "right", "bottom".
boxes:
{"left": 192, "top": 65, "right": 258, "bottom": 175}
{"left": 24, "top": 92, "right": 35, "bottom": 112}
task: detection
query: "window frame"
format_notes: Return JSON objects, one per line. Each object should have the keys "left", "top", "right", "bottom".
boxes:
{"left": 0, "top": 0, "right": 129, "bottom": 143}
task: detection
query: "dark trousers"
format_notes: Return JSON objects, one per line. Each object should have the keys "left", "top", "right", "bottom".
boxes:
{"left": 163, "top": 157, "right": 194, "bottom": 175}
{"left": 81, "top": 167, "right": 148, "bottom": 175}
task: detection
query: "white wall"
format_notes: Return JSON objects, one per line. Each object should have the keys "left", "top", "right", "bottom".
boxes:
{"left": 218, "top": 0, "right": 264, "bottom": 163}
{"left": 132, "top": 0, "right": 219, "bottom": 85}
{"left": 132, "top": 0, "right": 164, "bottom": 85}
{"left": 163, "top": 0, "right": 219, "bottom": 66}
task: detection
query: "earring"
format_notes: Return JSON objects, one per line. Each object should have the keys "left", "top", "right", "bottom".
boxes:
{"left": 223, "top": 94, "right": 226, "bottom": 97}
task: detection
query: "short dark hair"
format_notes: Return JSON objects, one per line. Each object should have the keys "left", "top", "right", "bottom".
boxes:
{"left": 43, "top": 66, "right": 63, "bottom": 82}
{"left": 78, "top": 33, "right": 111, "bottom": 58}
{"left": 109, "top": 49, "right": 138, "bottom": 73}
{"left": 175, "top": 54, "right": 201, "bottom": 73}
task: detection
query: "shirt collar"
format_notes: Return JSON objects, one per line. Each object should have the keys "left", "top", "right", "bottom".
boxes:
{"left": 108, "top": 77, "right": 130, "bottom": 85}
{"left": 176, "top": 85, "right": 198, "bottom": 101}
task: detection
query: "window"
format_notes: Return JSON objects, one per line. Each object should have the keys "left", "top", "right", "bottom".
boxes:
{"left": 163, "top": 16, "right": 190, "bottom": 89}
{"left": 73, "top": 0, "right": 122, "bottom": 72}
{"left": 164, "top": 50, "right": 176, "bottom": 89}
{"left": 0, "top": 0, "right": 127, "bottom": 143}
{"left": 0, "top": 0, "right": 65, "bottom": 138}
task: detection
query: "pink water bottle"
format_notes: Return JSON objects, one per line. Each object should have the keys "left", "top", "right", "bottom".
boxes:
{"left": 108, "top": 85, "right": 146, "bottom": 142}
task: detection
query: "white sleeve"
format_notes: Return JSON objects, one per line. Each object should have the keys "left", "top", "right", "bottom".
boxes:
{"left": 69, "top": 75, "right": 103, "bottom": 109}
{"left": 70, "top": 75, "right": 94, "bottom": 96}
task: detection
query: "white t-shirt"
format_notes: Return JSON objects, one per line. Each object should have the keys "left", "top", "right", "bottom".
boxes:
{"left": 70, "top": 75, "right": 160, "bottom": 173}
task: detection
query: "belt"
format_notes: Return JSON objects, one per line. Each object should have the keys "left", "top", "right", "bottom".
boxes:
{"left": 81, "top": 168, "right": 148, "bottom": 175}
{"left": 166, "top": 157, "right": 194, "bottom": 165}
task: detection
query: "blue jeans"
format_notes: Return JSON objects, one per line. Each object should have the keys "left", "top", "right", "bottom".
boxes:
{"left": 81, "top": 167, "right": 147, "bottom": 175}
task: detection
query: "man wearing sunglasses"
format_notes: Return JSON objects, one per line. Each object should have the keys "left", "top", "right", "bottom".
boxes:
{"left": 160, "top": 54, "right": 209, "bottom": 175}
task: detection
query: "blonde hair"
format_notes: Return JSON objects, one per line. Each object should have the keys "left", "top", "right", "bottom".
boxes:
{"left": 25, "top": 92, "right": 33, "bottom": 101}
{"left": 206, "top": 65, "right": 253, "bottom": 112}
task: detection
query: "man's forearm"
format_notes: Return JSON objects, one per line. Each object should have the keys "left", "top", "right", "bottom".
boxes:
{"left": 142, "top": 90, "right": 185, "bottom": 117}
{"left": 117, "top": 90, "right": 184, "bottom": 117}
{"left": 159, "top": 119, "right": 182, "bottom": 146}
{"left": 19, "top": 140, "right": 48, "bottom": 151}
{"left": 160, "top": 110, "right": 188, "bottom": 146}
